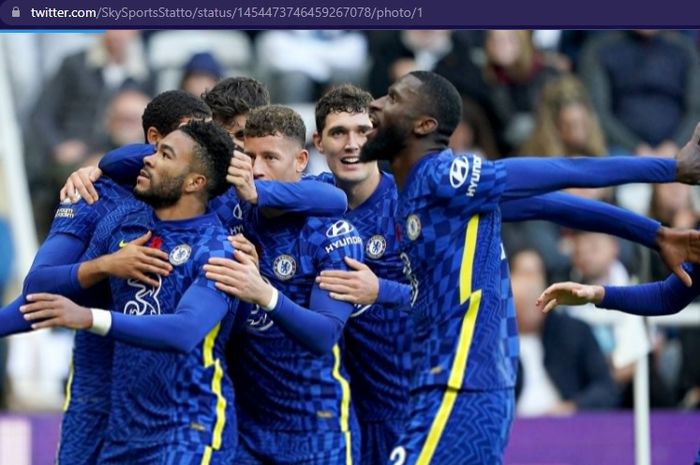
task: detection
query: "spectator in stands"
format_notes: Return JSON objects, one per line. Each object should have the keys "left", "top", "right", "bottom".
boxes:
{"left": 566, "top": 231, "right": 677, "bottom": 407}
{"left": 579, "top": 30, "right": 700, "bottom": 156}
{"left": 448, "top": 96, "right": 500, "bottom": 159}
{"left": 512, "top": 249, "right": 619, "bottom": 416}
{"left": 521, "top": 74, "right": 614, "bottom": 204}
{"left": 368, "top": 31, "right": 456, "bottom": 97}
{"left": 647, "top": 182, "right": 700, "bottom": 408}
{"left": 481, "top": 30, "right": 560, "bottom": 152}
{"left": 26, "top": 30, "right": 152, "bottom": 238}
{"left": 179, "top": 52, "right": 222, "bottom": 98}
{"left": 255, "top": 30, "right": 367, "bottom": 103}
{"left": 90, "top": 88, "right": 151, "bottom": 158}
{"left": 520, "top": 74, "right": 607, "bottom": 157}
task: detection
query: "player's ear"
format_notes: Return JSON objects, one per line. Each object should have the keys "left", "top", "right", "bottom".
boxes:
{"left": 146, "top": 127, "right": 162, "bottom": 144}
{"left": 185, "top": 172, "right": 207, "bottom": 194}
{"left": 414, "top": 116, "right": 438, "bottom": 137}
{"left": 312, "top": 131, "right": 323, "bottom": 153}
{"left": 295, "top": 149, "right": 309, "bottom": 174}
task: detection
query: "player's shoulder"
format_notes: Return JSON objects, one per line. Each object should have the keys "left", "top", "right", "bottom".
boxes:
{"left": 191, "top": 214, "right": 233, "bottom": 256}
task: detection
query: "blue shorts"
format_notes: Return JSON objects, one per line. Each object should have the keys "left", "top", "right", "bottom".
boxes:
{"left": 388, "top": 387, "right": 515, "bottom": 465}
{"left": 694, "top": 445, "right": 699, "bottom": 465}
{"left": 360, "top": 419, "right": 406, "bottom": 465}
{"left": 98, "top": 441, "right": 235, "bottom": 465}
{"left": 235, "top": 417, "right": 360, "bottom": 465}
{"left": 56, "top": 409, "right": 108, "bottom": 465}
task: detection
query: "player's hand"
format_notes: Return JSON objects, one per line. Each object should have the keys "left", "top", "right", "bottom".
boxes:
{"left": 20, "top": 293, "right": 92, "bottom": 330}
{"left": 674, "top": 122, "right": 700, "bottom": 184}
{"left": 227, "top": 150, "right": 258, "bottom": 204}
{"left": 59, "top": 166, "right": 103, "bottom": 204}
{"left": 100, "top": 231, "right": 172, "bottom": 287}
{"left": 204, "top": 251, "right": 274, "bottom": 307}
{"left": 655, "top": 225, "right": 700, "bottom": 287}
{"left": 229, "top": 234, "right": 259, "bottom": 269}
{"left": 535, "top": 282, "right": 605, "bottom": 313}
{"left": 315, "top": 257, "right": 379, "bottom": 305}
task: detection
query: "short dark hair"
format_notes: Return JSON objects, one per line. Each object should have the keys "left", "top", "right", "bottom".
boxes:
{"left": 142, "top": 90, "right": 211, "bottom": 140}
{"left": 244, "top": 105, "right": 306, "bottom": 147}
{"left": 202, "top": 77, "right": 270, "bottom": 126}
{"left": 408, "top": 71, "right": 462, "bottom": 145}
{"left": 178, "top": 120, "right": 233, "bottom": 199}
{"left": 315, "top": 84, "right": 373, "bottom": 134}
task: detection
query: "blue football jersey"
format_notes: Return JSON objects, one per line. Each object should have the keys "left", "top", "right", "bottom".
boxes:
{"left": 210, "top": 188, "right": 246, "bottom": 236}
{"left": 83, "top": 207, "right": 239, "bottom": 449}
{"left": 230, "top": 211, "right": 364, "bottom": 432}
{"left": 317, "top": 171, "right": 412, "bottom": 422}
{"left": 396, "top": 149, "right": 517, "bottom": 391}
{"left": 54, "top": 178, "right": 145, "bottom": 413}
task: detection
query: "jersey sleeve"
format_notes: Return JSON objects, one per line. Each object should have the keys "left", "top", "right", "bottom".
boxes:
{"left": 50, "top": 178, "right": 134, "bottom": 240}
{"left": 423, "top": 153, "right": 506, "bottom": 216}
{"left": 108, "top": 284, "right": 232, "bottom": 352}
{"left": 500, "top": 156, "right": 676, "bottom": 201}
{"left": 98, "top": 143, "right": 155, "bottom": 187}
{"left": 256, "top": 179, "right": 347, "bottom": 217}
{"left": 500, "top": 192, "right": 661, "bottom": 249}
{"left": 209, "top": 188, "right": 245, "bottom": 232}
{"left": 600, "top": 263, "right": 700, "bottom": 316}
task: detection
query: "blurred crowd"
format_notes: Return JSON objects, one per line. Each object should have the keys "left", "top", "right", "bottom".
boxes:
{"left": 1, "top": 29, "right": 700, "bottom": 414}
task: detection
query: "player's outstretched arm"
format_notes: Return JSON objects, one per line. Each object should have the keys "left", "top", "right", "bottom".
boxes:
{"left": 500, "top": 122, "right": 700, "bottom": 201}
{"left": 500, "top": 192, "right": 700, "bottom": 286}
{"left": 204, "top": 251, "right": 352, "bottom": 355}
{"left": 536, "top": 265, "right": 700, "bottom": 316}
{"left": 20, "top": 288, "right": 234, "bottom": 353}
{"left": 316, "top": 257, "right": 412, "bottom": 309}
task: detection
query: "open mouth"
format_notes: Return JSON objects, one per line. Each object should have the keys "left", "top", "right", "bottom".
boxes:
{"left": 340, "top": 156, "right": 361, "bottom": 165}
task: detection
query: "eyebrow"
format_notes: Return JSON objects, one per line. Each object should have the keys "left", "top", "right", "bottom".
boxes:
{"left": 160, "top": 143, "right": 175, "bottom": 157}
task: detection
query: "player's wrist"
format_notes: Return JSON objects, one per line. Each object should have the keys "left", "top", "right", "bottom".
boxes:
{"left": 88, "top": 308, "right": 112, "bottom": 336}
{"left": 593, "top": 285, "right": 605, "bottom": 305}
{"left": 261, "top": 286, "right": 279, "bottom": 312}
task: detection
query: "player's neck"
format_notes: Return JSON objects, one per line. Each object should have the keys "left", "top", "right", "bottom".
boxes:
{"left": 154, "top": 197, "right": 207, "bottom": 221}
{"left": 339, "top": 169, "right": 381, "bottom": 210}
{"left": 391, "top": 142, "right": 444, "bottom": 190}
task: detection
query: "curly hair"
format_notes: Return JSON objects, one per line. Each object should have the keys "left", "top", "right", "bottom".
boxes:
{"left": 408, "top": 71, "right": 463, "bottom": 146}
{"left": 142, "top": 90, "right": 211, "bottom": 140}
{"left": 244, "top": 105, "right": 306, "bottom": 148}
{"left": 178, "top": 120, "right": 234, "bottom": 199}
{"left": 202, "top": 77, "right": 270, "bottom": 126}
{"left": 315, "top": 84, "right": 373, "bottom": 134}
{"left": 520, "top": 74, "right": 607, "bottom": 156}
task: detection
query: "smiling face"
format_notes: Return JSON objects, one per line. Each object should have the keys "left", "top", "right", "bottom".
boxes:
{"left": 360, "top": 75, "right": 424, "bottom": 163}
{"left": 134, "top": 130, "right": 195, "bottom": 208}
{"left": 314, "top": 111, "right": 377, "bottom": 184}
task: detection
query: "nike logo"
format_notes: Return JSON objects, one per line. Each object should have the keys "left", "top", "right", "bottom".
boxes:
{"left": 119, "top": 240, "right": 128, "bottom": 248}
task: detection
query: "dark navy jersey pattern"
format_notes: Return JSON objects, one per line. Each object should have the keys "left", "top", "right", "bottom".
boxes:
{"left": 83, "top": 207, "right": 239, "bottom": 450}
{"left": 317, "top": 171, "right": 413, "bottom": 423}
{"left": 396, "top": 150, "right": 517, "bottom": 391}
{"left": 230, "top": 210, "right": 363, "bottom": 432}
